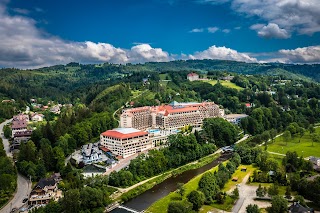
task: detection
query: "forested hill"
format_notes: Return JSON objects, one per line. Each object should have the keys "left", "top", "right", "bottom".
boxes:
{"left": 128, "top": 60, "right": 320, "bottom": 82}
{"left": 1, "top": 60, "right": 319, "bottom": 104}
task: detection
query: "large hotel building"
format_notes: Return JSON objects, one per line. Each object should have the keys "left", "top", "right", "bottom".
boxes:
{"left": 120, "top": 101, "right": 224, "bottom": 130}
{"left": 101, "top": 101, "right": 224, "bottom": 158}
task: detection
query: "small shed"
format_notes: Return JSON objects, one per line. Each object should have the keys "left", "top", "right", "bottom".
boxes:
{"left": 241, "top": 167, "right": 247, "bottom": 172}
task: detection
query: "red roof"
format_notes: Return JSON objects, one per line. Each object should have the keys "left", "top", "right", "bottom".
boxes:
{"left": 167, "top": 107, "right": 198, "bottom": 114}
{"left": 187, "top": 72, "right": 199, "bottom": 77}
{"left": 245, "top": 103, "right": 251, "bottom": 107}
{"left": 101, "top": 130, "right": 148, "bottom": 139}
{"left": 99, "top": 146, "right": 110, "bottom": 152}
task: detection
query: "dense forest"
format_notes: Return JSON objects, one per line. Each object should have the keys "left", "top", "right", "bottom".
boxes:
{"left": 1, "top": 59, "right": 320, "bottom": 212}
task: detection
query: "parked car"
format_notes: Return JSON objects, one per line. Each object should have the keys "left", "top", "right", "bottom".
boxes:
{"left": 22, "top": 198, "right": 28, "bottom": 203}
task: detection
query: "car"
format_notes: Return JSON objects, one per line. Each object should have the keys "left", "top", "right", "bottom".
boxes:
{"left": 11, "top": 208, "right": 17, "bottom": 213}
{"left": 22, "top": 198, "right": 28, "bottom": 203}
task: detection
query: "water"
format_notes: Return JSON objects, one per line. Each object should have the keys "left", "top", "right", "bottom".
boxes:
{"left": 111, "top": 153, "right": 231, "bottom": 212}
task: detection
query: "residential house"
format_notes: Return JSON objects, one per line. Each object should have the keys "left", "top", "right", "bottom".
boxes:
{"left": 288, "top": 202, "right": 313, "bottom": 213}
{"left": 31, "top": 113, "right": 44, "bottom": 122}
{"left": 224, "top": 114, "right": 248, "bottom": 125}
{"left": 29, "top": 178, "right": 62, "bottom": 205}
{"left": 81, "top": 143, "right": 104, "bottom": 165}
{"left": 187, "top": 72, "right": 199, "bottom": 81}
{"left": 50, "top": 105, "right": 61, "bottom": 114}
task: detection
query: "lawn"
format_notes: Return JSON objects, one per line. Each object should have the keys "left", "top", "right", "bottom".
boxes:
{"left": 202, "top": 79, "right": 244, "bottom": 91}
{"left": 223, "top": 164, "right": 256, "bottom": 191}
{"left": 159, "top": 74, "right": 169, "bottom": 80}
{"left": 267, "top": 128, "right": 320, "bottom": 158}
{"left": 147, "top": 161, "right": 248, "bottom": 213}
{"left": 248, "top": 182, "right": 288, "bottom": 195}
{"left": 131, "top": 90, "right": 143, "bottom": 97}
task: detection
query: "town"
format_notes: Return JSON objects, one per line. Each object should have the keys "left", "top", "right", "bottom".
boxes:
{"left": 1, "top": 65, "right": 320, "bottom": 213}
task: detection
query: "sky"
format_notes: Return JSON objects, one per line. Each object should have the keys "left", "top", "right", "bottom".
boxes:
{"left": 1, "top": 0, "right": 320, "bottom": 68}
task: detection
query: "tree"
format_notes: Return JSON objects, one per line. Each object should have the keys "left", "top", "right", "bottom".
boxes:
{"left": 246, "top": 204, "right": 260, "bottom": 213}
{"left": 61, "top": 189, "right": 80, "bottom": 213}
{"left": 269, "top": 129, "right": 277, "bottom": 143}
{"left": 283, "top": 130, "right": 291, "bottom": 146}
{"left": 293, "top": 195, "right": 307, "bottom": 207}
{"left": 268, "top": 183, "right": 279, "bottom": 197}
{"left": 231, "top": 187, "right": 239, "bottom": 199}
{"left": 309, "top": 125, "right": 315, "bottom": 134}
{"left": 187, "top": 190, "right": 205, "bottom": 211}
{"left": 285, "top": 186, "right": 292, "bottom": 199}
{"left": 3, "top": 125, "right": 12, "bottom": 138}
{"left": 198, "top": 172, "right": 220, "bottom": 204}
{"left": 202, "top": 118, "right": 239, "bottom": 147}
{"left": 267, "top": 195, "right": 288, "bottom": 213}
{"left": 177, "top": 183, "right": 185, "bottom": 197}
{"left": 298, "top": 127, "right": 305, "bottom": 143}
{"left": 256, "top": 184, "right": 266, "bottom": 198}
{"left": 311, "top": 133, "right": 320, "bottom": 147}
{"left": 167, "top": 200, "right": 193, "bottom": 213}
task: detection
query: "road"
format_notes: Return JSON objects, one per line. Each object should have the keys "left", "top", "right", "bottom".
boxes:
{"left": 0, "top": 119, "right": 32, "bottom": 213}
{"left": 231, "top": 174, "right": 271, "bottom": 213}
{"left": 112, "top": 89, "right": 149, "bottom": 126}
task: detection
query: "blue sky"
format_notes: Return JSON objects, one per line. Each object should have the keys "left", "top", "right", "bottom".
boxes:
{"left": 1, "top": 0, "right": 320, "bottom": 68}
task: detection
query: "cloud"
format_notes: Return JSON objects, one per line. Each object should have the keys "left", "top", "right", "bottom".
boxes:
{"left": 251, "top": 23, "right": 290, "bottom": 39}
{"left": 233, "top": 0, "right": 320, "bottom": 37}
{"left": 196, "top": 0, "right": 230, "bottom": 5}
{"left": 234, "top": 26, "right": 241, "bottom": 30}
{"left": 207, "top": 27, "right": 219, "bottom": 33}
{"left": 189, "top": 28, "right": 204, "bottom": 33}
{"left": 279, "top": 46, "right": 320, "bottom": 63}
{"left": 12, "top": 8, "right": 29, "bottom": 15}
{"left": 199, "top": 0, "right": 320, "bottom": 37}
{"left": 222, "top": 29, "right": 230, "bottom": 33}
{"left": 189, "top": 45, "right": 258, "bottom": 63}
{"left": 0, "top": 2, "right": 171, "bottom": 68}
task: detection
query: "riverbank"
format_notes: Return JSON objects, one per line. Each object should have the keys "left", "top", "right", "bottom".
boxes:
{"left": 115, "top": 151, "right": 222, "bottom": 203}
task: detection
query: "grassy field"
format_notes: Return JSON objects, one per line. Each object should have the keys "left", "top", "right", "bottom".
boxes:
{"left": 147, "top": 162, "right": 254, "bottom": 213}
{"left": 249, "top": 182, "right": 288, "bottom": 196}
{"left": 159, "top": 74, "right": 169, "bottom": 80}
{"left": 267, "top": 128, "right": 320, "bottom": 158}
{"left": 223, "top": 164, "right": 256, "bottom": 191}
{"left": 203, "top": 79, "right": 244, "bottom": 91}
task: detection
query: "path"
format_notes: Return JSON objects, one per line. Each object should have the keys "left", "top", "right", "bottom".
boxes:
{"left": 232, "top": 174, "right": 271, "bottom": 213}
{"left": 112, "top": 89, "right": 148, "bottom": 126}
{"left": 0, "top": 119, "right": 32, "bottom": 213}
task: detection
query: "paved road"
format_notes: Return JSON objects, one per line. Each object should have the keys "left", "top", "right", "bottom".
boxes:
{"left": 0, "top": 119, "right": 32, "bottom": 213}
{"left": 231, "top": 174, "right": 271, "bottom": 213}
{"left": 0, "top": 119, "right": 13, "bottom": 158}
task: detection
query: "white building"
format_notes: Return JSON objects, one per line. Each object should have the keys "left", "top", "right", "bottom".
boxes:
{"left": 100, "top": 128, "right": 151, "bottom": 158}
{"left": 224, "top": 114, "right": 248, "bottom": 125}
{"left": 31, "top": 113, "right": 44, "bottom": 122}
{"left": 120, "top": 101, "right": 223, "bottom": 130}
{"left": 309, "top": 156, "right": 320, "bottom": 167}
{"left": 187, "top": 72, "right": 199, "bottom": 81}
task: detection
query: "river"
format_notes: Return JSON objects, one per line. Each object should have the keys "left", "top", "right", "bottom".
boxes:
{"left": 111, "top": 152, "right": 231, "bottom": 213}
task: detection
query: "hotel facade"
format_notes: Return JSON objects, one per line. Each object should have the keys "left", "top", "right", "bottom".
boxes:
{"left": 100, "top": 128, "right": 152, "bottom": 158}
{"left": 120, "top": 101, "right": 224, "bottom": 130}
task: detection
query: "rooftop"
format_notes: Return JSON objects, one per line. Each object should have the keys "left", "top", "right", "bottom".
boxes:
{"left": 224, "top": 114, "right": 248, "bottom": 119}
{"left": 101, "top": 128, "right": 148, "bottom": 139}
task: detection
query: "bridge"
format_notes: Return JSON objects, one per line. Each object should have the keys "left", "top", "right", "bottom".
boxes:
{"left": 105, "top": 202, "right": 142, "bottom": 213}
{"left": 118, "top": 205, "right": 141, "bottom": 213}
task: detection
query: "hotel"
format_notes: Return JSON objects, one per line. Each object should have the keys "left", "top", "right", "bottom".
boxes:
{"left": 120, "top": 101, "right": 224, "bottom": 130}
